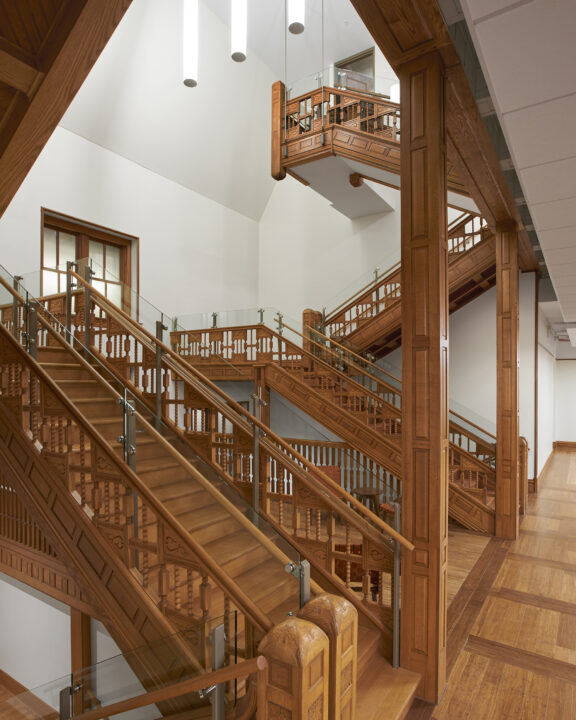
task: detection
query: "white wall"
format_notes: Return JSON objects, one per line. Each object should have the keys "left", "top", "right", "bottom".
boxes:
{"left": 554, "top": 361, "right": 576, "bottom": 443}
{"left": 0, "top": 574, "right": 70, "bottom": 698}
{"left": 258, "top": 176, "right": 401, "bottom": 319}
{"left": 0, "top": 127, "right": 259, "bottom": 318}
{"left": 0, "top": 576, "right": 159, "bottom": 717}
{"left": 537, "top": 306, "right": 556, "bottom": 474}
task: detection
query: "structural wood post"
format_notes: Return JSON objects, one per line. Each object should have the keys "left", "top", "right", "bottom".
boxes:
{"left": 71, "top": 609, "right": 92, "bottom": 715}
{"left": 271, "top": 81, "right": 287, "bottom": 181}
{"left": 298, "top": 594, "right": 357, "bottom": 720}
{"left": 399, "top": 51, "right": 449, "bottom": 703}
{"left": 258, "top": 617, "right": 329, "bottom": 720}
{"left": 496, "top": 223, "right": 519, "bottom": 539}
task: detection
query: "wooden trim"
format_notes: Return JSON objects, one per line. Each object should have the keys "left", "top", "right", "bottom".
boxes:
{"left": 495, "top": 223, "right": 519, "bottom": 539}
{"left": 0, "top": 537, "right": 100, "bottom": 619}
{"left": 533, "top": 273, "right": 539, "bottom": 488}
{"left": 553, "top": 441, "right": 576, "bottom": 452}
{"left": 0, "top": 669, "right": 58, "bottom": 719}
{"left": 73, "top": 657, "right": 267, "bottom": 720}
{"left": 0, "top": 0, "right": 133, "bottom": 219}
{"left": 271, "top": 81, "right": 286, "bottom": 180}
{"left": 0, "top": 48, "right": 42, "bottom": 96}
{"left": 466, "top": 635, "right": 576, "bottom": 686}
{"left": 399, "top": 50, "right": 448, "bottom": 703}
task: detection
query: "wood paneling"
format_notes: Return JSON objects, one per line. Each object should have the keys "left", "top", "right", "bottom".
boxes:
{"left": 0, "top": 0, "right": 133, "bottom": 218}
{"left": 399, "top": 51, "right": 448, "bottom": 703}
{"left": 496, "top": 224, "right": 519, "bottom": 539}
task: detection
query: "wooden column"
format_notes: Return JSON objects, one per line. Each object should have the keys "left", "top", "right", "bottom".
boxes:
{"left": 496, "top": 223, "right": 519, "bottom": 539}
{"left": 302, "top": 309, "right": 323, "bottom": 355}
{"left": 71, "top": 609, "right": 92, "bottom": 715}
{"left": 399, "top": 51, "right": 449, "bottom": 703}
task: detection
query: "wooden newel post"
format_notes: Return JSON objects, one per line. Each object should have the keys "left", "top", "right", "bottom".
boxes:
{"left": 258, "top": 617, "right": 329, "bottom": 720}
{"left": 272, "top": 80, "right": 287, "bottom": 181}
{"left": 298, "top": 593, "right": 358, "bottom": 720}
{"left": 302, "top": 309, "right": 323, "bottom": 354}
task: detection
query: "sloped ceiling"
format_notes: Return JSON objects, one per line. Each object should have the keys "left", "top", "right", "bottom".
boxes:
{"left": 59, "top": 0, "right": 377, "bottom": 222}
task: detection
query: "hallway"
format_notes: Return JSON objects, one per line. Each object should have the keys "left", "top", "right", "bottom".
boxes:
{"left": 408, "top": 449, "right": 576, "bottom": 719}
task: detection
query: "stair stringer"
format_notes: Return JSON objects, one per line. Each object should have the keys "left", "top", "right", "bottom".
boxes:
{"left": 333, "top": 233, "right": 496, "bottom": 356}
{"left": 0, "top": 402, "right": 207, "bottom": 714}
{"left": 264, "top": 363, "right": 403, "bottom": 476}
{"left": 264, "top": 363, "right": 497, "bottom": 534}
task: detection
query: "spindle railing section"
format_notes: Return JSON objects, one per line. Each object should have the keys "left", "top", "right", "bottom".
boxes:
{"left": 0, "top": 295, "right": 273, "bottom": 662}
{"left": 31, "top": 272, "right": 412, "bottom": 638}
{"left": 323, "top": 212, "right": 488, "bottom": 342}
{"left": 285, "top": 86, "right": 401, "bottom": 143}
{"left": 173, "top": 318, "right": 498, "bottom": 515}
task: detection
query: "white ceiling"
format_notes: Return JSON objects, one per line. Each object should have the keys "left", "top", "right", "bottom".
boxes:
{"left": 460, "top": 0, "right": 576, "bottom": 325}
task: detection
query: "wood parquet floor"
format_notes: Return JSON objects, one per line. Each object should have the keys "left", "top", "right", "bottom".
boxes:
{"left": 407, "top": 450, "right": 576, "bottom": 720}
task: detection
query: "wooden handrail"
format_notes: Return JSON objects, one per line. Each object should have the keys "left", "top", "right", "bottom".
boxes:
{"left": 302, "top": 322, "right": 402, "bottom": 387}
{"left": 325, "top": 260, "right": 401, "bottom": 320}
{"left": 287, "top": 83, "right": 396, "bottom": 106}
{"left": 449, "top": 409, "right": 496, "bottom": 441}
{"left": 0, "top": 311, "right": 275, "bottom": 634}
{"left": 70, "top": 271, "right": 414, "bottom": 552}
{"left": 73, "top": 656, "right": 267, "bottom": 720}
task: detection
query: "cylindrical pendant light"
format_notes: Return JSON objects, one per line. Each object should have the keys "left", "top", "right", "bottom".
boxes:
{"left": 183, "top": 0, "right": 199, "bottom": 87}
{"left": 231, "top": 0, "right": 247, "bottom": 62}
{"left": 288, "top": 0, "right": 305, "bottom": 34}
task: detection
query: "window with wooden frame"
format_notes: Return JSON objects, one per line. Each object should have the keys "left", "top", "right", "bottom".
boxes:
{"left": 41, "top": 210, "right": 138, "bottom": 308}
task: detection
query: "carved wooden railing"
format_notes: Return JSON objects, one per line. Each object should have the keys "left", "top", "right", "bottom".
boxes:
{"left": 172, "top": 319, "right": 497, "bottom": 525}
{"left": 285, "top": 437, "right": 401, "bottom": 504}
{"left": 0, "top": 482, "right": 55, "bottom": 557}
{"left": 0, "top": 295, "right": 282, "bottom": 666}
{"left": 36, "top": 271, "right": 414, "bottom": 646}
{"left": 284, "top": 85, "right": 400, "bottom": 143}
{"left": 323, "top": 212, "right": 488, "bottom": 342}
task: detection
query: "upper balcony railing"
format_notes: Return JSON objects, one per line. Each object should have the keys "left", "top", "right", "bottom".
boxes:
{"left": 284, "top": 85, "right": 400, "bottom": 144}
{"left": 271, "top": 80, "right": 469, "bottom": 195}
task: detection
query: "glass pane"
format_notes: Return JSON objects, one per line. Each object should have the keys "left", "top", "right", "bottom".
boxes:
{"left": 90, "top": 240, "right": 105, "bottom": 279}
{"left": 58, "top": 271, "right": 67, "bottom": 294}
{"left": 106, "top": 245, "right": 121, "bottom": 281}
{"left": 59, "top": 232, "right": 76, "bottom": 266}
{"left": 44, "top": 228, "right": 57, "bottom": 268}
{"left": 42, "top": 269, "right": 58, "bottom": 295}
{"left": 93, "top": 279, "right": 106, "bottom": 296}
{"left": 107, "top": 281, "right": 122, "bottom": 307}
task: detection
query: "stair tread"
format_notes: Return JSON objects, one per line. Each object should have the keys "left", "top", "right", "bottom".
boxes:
{"left": 355, "top": 654, "right": 420, "bottom": 720}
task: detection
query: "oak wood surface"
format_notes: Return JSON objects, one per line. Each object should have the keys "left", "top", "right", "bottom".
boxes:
{"left": 406, "top": 449, "right": 576, "bottom": 719}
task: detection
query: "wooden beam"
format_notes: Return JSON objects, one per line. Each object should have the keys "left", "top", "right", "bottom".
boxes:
{"left": 399, "top": 51, "right": 448, "bottom": 703}
{"left": 495, "top": 223, "right": 520, "bottom": 539}
{"left": 0, "top": 49, "right": 42, "bottom": 96}
{"left": 0, "top": 0, "right": 133, "bottom": 219}
{"left": 350, "top": 0, "right": 539, "bottom": 273}
{"left": 71, "top": 609, "right": 92, "bottom": 716}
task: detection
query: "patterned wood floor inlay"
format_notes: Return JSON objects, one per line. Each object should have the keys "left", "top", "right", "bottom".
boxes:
{"left": 407, "top": 449, "right": 576, "bottom": 719}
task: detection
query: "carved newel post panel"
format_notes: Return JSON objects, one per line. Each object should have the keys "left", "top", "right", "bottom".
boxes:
{"left": 258, "top": 617, "right": 329, "bottom": 720}
{"left": 298, "top": 593, "right": 358, "bottom": 720}
{"left": 302, "top": 309, "right": 324, "bottom": 355}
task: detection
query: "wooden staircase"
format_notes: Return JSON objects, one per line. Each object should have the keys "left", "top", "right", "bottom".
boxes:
{"left": 0, "top": 277, "right": 421, "bottom": 719}
{"left": 322, "top": 215, "right": 496, "bottom": 357}
{"left": 172, "top": 321, "right": 496, "bottom": 535}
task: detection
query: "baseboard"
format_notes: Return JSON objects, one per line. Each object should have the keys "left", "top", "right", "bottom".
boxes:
{"left": 553, "top": 441, "right": 576, "bottom": 452}
{"left": 0, "top": 668, "right": 28, "bottom": 697}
